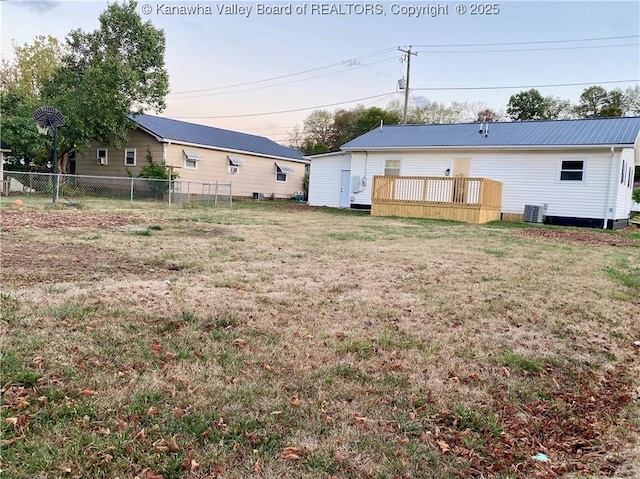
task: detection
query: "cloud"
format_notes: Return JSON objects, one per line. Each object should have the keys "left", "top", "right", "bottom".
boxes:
{"left": 7, "top": 0, "right": 60, "bottom": 14}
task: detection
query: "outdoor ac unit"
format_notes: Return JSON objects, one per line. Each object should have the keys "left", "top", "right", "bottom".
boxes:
{"left": 523, "top": 204, "right": 545, "bottom": 223}
{"left": 253, "top": 192, "right": 264, "bottom": 201}
{"left": 229, "top": 166, "right": 239, "bottom": 174}
{"left": 98, "top": 158, "right": 107, "bottom": 165}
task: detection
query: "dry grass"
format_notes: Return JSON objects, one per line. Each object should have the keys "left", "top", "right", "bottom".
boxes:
{"left": 1, "top": 200, "right": 639, "bottom": 479}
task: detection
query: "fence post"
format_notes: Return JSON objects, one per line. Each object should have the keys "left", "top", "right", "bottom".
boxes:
{"left": 229, "top": 182, "right": 233, "bottom": 207}
{"left": 214, "top": 182, "right": 218, "bottom": 206}
{"left": 130, "top": 178, "right": 134, "bottom": 206}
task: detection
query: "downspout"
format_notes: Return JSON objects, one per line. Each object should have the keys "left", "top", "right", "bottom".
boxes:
{"left": 602, "top": 147, "right": 615, "bottom": 229}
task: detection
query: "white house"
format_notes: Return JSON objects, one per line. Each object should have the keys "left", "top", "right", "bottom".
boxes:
{"left": 308, "top": 117, "right": 640, "bottom": 229}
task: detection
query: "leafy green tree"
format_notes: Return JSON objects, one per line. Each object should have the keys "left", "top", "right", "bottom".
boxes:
{"left": 138, "top": 149, "right": 178, "bottom": 199}
{"left": 624, "top": 86, "right": 640, "bottom": 116}
{"left": 0, "top": 36, "right": 65, "bottom": 169}
{"left": 506, "top": 89, "right": 554, "bottom": 121}
{"left": 0, "top": 1, "right": 169, "bottom": 173}
{"left": 575, "top": 85, "right": 626, "bottom": 118}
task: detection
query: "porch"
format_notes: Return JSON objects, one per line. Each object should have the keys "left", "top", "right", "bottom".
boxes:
{"left": 371, "top": 176, "right": 503, "bottom": 224}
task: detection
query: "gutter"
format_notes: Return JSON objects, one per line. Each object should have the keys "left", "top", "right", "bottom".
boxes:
{"left": 603, "top": 147, "right": 615, "bottom": 229}
{"left": 341, "top": 144, "right": 633, "bottom": 152}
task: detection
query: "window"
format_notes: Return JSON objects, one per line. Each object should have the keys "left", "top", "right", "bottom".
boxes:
{"left": 125, "top": 148, "right": 136, "bottom": 166}
{"left": 228, "top": 156, "right": 246, "bottom": 174}
{"left": 621, "top": 160, "right": 626, "bottom": 185}
{"left": 184, "top": 150, "right": 203, "bottom": 169}
{"left": 384, "top": 159, "right": 401, "bottom": 177}
{"left": 275, "top": 162, "right": 295, "bottom": 183}
{"left": 559, "top": 160, "right": 584, "bottom": 181}
{"left": 97, "top": 148, "right": 108, "bottom": 165}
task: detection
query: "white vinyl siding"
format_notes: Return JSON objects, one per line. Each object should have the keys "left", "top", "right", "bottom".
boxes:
{"left": 308, "top": 152, "right": 352, "bottom": 208}
{"left": 615, "top": 149, "right": 635, "bottom": 218}
{"left": 350, "top": 148, "right": 622, "bottom": 220}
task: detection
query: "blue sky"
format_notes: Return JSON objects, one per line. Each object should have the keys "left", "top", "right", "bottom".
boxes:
{"left": 2, "top": 1, "right": 639, "bottom": 144}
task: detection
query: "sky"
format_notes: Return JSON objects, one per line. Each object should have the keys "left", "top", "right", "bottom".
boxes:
{"left": 1, "top": 0, "right": 639, "bottom": 144}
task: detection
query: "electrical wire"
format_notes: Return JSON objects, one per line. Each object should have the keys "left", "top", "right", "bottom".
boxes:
{"left": 411, "top": 35, "right": 640, "bottom": 48}
{"left": 416, "top": 43, "right": 638, "bottom": 54}
{"left": 412, "top": 79, "right": 640, "bottom": 92}
{"left": 170, "top": 92, "right": 398, "bottom": 119}
{"left": 168, "top": 47, "right": 397, "bottom": 95}
{"left": 170, "top": 56, "right": 399, "bottom": 100}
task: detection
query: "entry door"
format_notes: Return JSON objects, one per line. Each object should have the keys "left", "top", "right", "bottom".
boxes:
{"left": 452, "top": 158, "right": 470, "bottom": 177}
{"left": 451, "top": 158, "right": 470, "bottom": 203}
{"left": 340, "top": 170, "right": 351, "bottom": 208}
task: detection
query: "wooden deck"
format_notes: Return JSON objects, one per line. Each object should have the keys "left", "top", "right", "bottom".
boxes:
{"left": 371, "top": 176, "right": 503, "bottom": 224}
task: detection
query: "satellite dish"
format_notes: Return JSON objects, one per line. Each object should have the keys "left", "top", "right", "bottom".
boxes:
{"left": 34, "top": 106, "right": 65, "bottom": 128}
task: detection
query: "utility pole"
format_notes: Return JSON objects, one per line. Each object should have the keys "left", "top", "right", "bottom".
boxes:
{"left": 398, "top": 46, "right": 417, "bottom": 125}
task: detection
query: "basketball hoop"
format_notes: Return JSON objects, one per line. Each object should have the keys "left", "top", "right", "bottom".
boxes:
{"left": 34, "top": 106, "right": 66, "bottom": 204}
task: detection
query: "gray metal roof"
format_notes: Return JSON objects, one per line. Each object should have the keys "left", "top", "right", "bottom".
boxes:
{"left": 342, "top": 117, "right": 640, "bottom": 150}
{"left": 131, "top": 114, "right": 306, "bottom": 161}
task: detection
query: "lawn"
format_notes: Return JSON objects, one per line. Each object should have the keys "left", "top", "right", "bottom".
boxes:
{"left": 1, "top": 200, "right": 639, "bottom": 479}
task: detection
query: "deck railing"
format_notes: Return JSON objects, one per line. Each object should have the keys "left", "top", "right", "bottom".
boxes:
{"left": 371, "top": 176, "right": 503, "bottom": 224}
{"left": 373, "top": 176, "right": 502, "bottom": 208}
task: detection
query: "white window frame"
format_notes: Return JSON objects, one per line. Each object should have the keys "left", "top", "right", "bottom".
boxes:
{"left": 275, "top": 163, "right": 295, "bottom": 183}
{"left": 183, "top": 150, "right": 203, "bottom": 170}
{"left": 124, "top": 148, "right": 136, "bottom": 167}
{"left": 384, "top": 158, "right": 401, "bottom": 177}
{"left": 228, "top": 156, "right": 245, "bottom": 174}
{"left": 97, "top": 148, "right": 108, "bottom": 165}
{"left": 558, "top": 159, "right": 586, "bottom": 183}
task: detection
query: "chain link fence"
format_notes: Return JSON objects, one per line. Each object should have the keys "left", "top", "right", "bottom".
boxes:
{"left": 1, "top": 171, "right": 232, "bottom": 207}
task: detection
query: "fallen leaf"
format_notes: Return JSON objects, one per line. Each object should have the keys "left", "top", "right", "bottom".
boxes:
{"left": 168, "top": 436, "right": 180, "bottom": 453}
{"left": 437, "top": 440, "right": 450, "bottom": 453}
{"left": 79, "top": 388, "right": 98, "bottom": 396}
{"left": 502, "top": 366, "right": 511, "bottom": 377}
{"left": 262, "top": 363, "right": 274, "bottom": 371}
{"left": 145, "top": 470, "right": 164, "bottom": 479}
{"left": 148, "top": 406, "right": 159, "bottom": 416}
{"left": 281, "top": 446, "right": 306, "bottom": 461}
{"left": 353, "top": 413, "right": 367, "bottom": 425}
{"left": 150, "top": 342, "right": 163, "bottom": 354}
{"left": 1, "top": 436, "right": 23, "bottom": 446}
{"left": 289, "top": 394, "right": 300, "bottom": 407}
{"left": 134, "top": 428, "right": 146, "bottom": 441}
{"left": 233, "top": 338, "right": 247, "bottom": 348}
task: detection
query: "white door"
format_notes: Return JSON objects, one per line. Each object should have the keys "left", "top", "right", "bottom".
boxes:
{"left": 340, "top": 170, "right": 351, "bottom": 208}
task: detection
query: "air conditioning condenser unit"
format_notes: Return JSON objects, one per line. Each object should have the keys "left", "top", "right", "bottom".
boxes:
{"left": 523, "top": 204, "right": 545, "bottom": 223}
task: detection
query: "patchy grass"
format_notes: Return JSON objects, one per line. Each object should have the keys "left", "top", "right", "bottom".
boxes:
{"left": 1, "top": 202, "right": 639, "bottom": 479}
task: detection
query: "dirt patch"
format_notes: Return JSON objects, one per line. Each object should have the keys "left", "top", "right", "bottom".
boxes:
{"left": 0, "top": 210, "right": 148, "bottom": 233}
{"left": 513, "top": 228, "right": 638, "bottom": 247}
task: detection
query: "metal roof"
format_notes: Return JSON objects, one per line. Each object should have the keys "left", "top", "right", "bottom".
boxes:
{"left": 342, "top": 117, "right": 640, "bottom": 150}
{"left": 131, "top": 114, "right": 306, "bottom": 161}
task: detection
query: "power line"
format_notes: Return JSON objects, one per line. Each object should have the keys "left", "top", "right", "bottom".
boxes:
{"left": 413, "top": 79, "right": 639, "bottom": 92}
{"left": 168, "top": 47, "right": 397, "bottom": 95}
{"left": 416, "top": 43, "right": 638, "bottom": 54}
{"left": 170, "top": 92, "right": 399, "bottom": 119}
{"left": 412, "top": 35, "right": 639, "bottom": 48}
{"left": 170, "top": 56, "right": 398, "bottom": 100}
